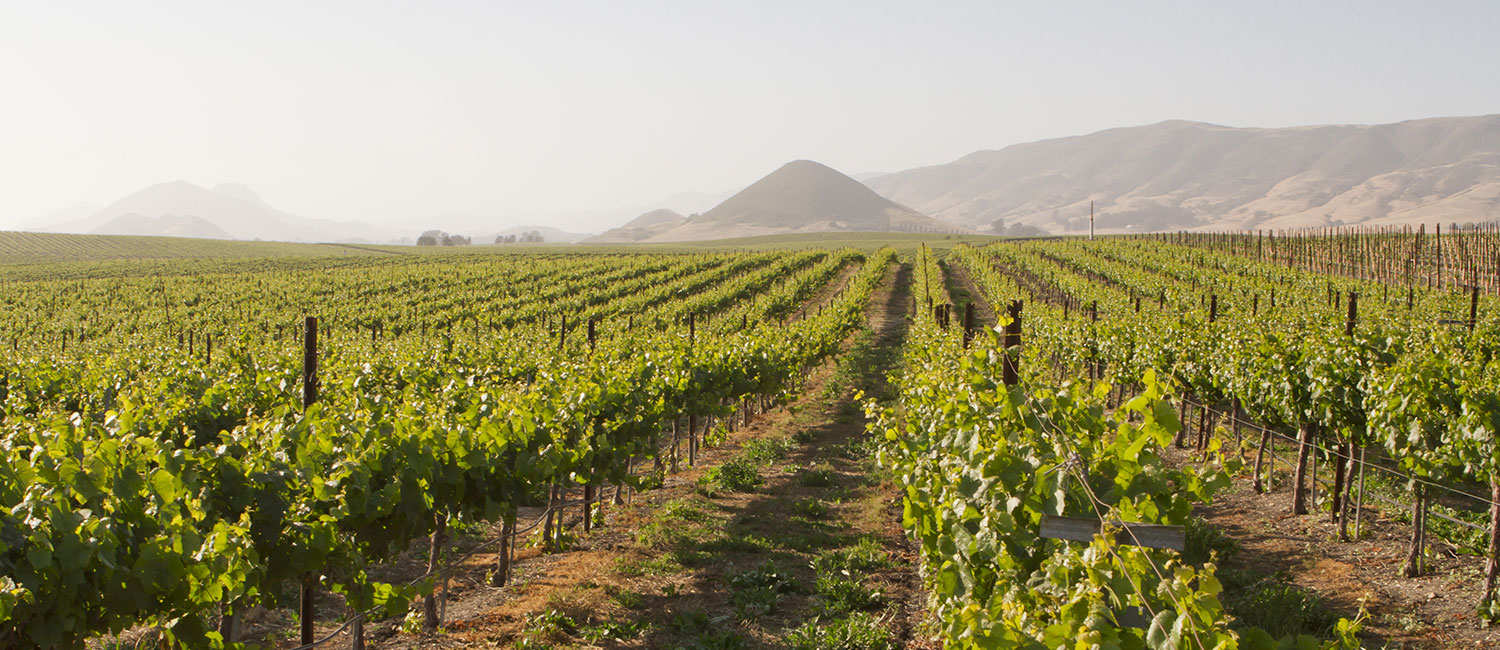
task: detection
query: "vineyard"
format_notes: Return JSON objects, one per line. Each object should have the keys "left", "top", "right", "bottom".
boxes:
{"left": 3, "top": 229, "right": 1499, "bottom": 649}
{"left": 0, "top": 244, "right": 902, "bottom": 648}
{"left": 872, "top": 229, "right": 1498, "bottom": 649}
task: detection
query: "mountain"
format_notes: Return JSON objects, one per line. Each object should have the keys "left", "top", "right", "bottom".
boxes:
{"left": 24, "top": 202, "right": 100, "bottom": 230}
{"left": 39, "top": 181, "right": 403, "bottom": 243}
{"left": 586, "top": 209, "right": 688, "bottom": 243}
{"left": 645, "top": 160, "right": 970, "bottom": 242}
{"left": 93, "top": 213, "right": 235, "bottom": 239}
{"left": 867, "top": 115, "right": 1500, "bottom": 234}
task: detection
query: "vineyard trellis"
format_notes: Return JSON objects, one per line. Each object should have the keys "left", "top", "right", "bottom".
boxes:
{"left": 0, "top": 247, "right": 895, "bottom": 648}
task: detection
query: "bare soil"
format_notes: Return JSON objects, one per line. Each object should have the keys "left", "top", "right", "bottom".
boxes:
{"left": 1166, "top": 440, "right": 1500, "bottom": 649}
{"left": 258, "top": 262, "right": 932, "bottom": 649}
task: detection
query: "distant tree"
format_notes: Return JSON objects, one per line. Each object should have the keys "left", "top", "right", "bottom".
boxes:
{"left": 441, "top": 233, "right": 471, "bottom": 246}
{"left": 989, "top": 218, "right": 1006, "bottom": 233}
{"left": 1006, "top": 223, "right": 1049, "bottom": 237}
{"left": 417, "top": 229, "right": 444, "bottom": 246}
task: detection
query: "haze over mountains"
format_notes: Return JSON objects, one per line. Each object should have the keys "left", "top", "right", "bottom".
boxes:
{"left": 23, "top": 114, "right": 1500, "bottom": 244}
{"left": 32, "top": 181, "right": 405, "bottom": 243}
{"left": 868, "top": 114, "right": 1500, "bottom": 234}
{"left": 590, "top": 161, "right": 968, "bottom": 243}
{"left": 587, "top": 209, "right": 688, "bottom": 243}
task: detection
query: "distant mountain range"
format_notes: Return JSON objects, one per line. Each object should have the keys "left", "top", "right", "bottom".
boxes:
{"left": 30, "top": 181, "right": 406, "bottom": 243}
{"left": 25, "top": 114, "right": 1500, "bottom": 245}
{"left": 586, "top": 209, "right": 688, "bottom": 243}
{"left": 588, "top": 161, "right": 969, "bottom": 243}
{"left": 95, "top": 213, "right": 234, "bottom": 239}
{"left": 867, "top": 114, "right": 1500, "bottom": 234}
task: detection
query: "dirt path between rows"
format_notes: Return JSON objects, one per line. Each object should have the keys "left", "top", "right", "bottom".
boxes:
{"left": 943, "top": 257, "right": 997, "bottom": 329}
{"left": 343, "top": 262, "right": 929, "bottom": 649}
{"left": 1166, "top": 441, "right": 1499, "bottom": 649}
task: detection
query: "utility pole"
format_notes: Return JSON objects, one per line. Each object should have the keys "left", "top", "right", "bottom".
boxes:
{"left": 1089, "top": 201, "right": 1095, "bottom": 241}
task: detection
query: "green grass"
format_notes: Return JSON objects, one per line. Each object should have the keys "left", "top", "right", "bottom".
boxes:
{"left": 1228, "top": 579, "right": 1340, "bottom": 638}
{"left": 1184, "top": 517, "right": 1239, "bottom": 565}
{"left": 812, "top": 537, "right": 891, "bottom": 574}
{"left": 785, "top": 612, "right": 896, "bottom": 650}
{"left": 697, "top": 456, "right": 764, "bottom": 495}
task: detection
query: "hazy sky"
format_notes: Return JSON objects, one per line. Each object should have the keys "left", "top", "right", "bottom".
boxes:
{"left": 3, "top": 1, "right": 1498, "bottom": 231}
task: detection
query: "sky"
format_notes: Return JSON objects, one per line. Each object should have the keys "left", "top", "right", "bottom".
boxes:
{"left": 2, "top": 0, "right": 1498, "bottom": 232}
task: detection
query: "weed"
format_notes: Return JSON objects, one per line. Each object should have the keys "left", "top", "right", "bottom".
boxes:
{"left": 607, "top": 587, "right": 645, "bottom": 609}
{"left": 698, "top": 533, "right": 775, "bottom": 554}
{"left": 672, "top": 548, "right": 716, "bottom": 567}
{"left": 669, "top": 610, "right": 712, "bottom": 635}
{"left": 730, "top": 585, "right": 780, "bottom": 621}
{"left": 637, "top": 498, "right": 715, "bottom": 548}
{"left": 840, "top": 436, "right": 880, "bottom": 460}
{"left": 661, "top": 497, "right": 714, "bottom": 523}
{"left": 780, "top": 531, "right": 843, "bottom": 551}
{"left": 727, "top": 560, "right": 799, "bottom": 594}
{"left": 1184, "top": 517, "right": 1239, "bottom": 565}
{"left": 638, "top": 468, "right": 666, "bottom": 491}
{"left": 815, "top": 573, "right": 883, "bottom": 613}
{"left": 579, "top": 618, "right": 649, "bottom": 642}
{"left": 794, "top": 498, "right": 831, "bottom": 519}
{"left": 532, "top": 528, "right": 577, "bottom": 552}
{"left": 1379, "top": 611, "right": 1426, "bottom": 633}
{"left": 698, "top": 456, "right": 763, "bottom": 495}
{"left": 797, "top": 463, "right": 836, "bottom": 487}
{"left": 785, "top": 613, "right": 896, "bottom": 650}
{"left": 514, "top": 608, "right": 576, "bottom": 648}
{"left": 1228, "top": 581, "right": 1339, "bottom": 638}
{"left": 743, "top": 436, "right": 797, "bottom": 463}
{"left": 704, "top": 421, "right": 731, "bottom": 447}
{"left": 813, "top": 537, "right": 891, "bottom": 574}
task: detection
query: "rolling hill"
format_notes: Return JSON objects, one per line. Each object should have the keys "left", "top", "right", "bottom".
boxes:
{"left": 93, "top": 213, "right": 234, "bottom": 240}
{"left": 642, "top": 160, "right": 969, "bottom": 242}
{"left": 37, "top": 181, "right": 402, "bottom": 243}
{"left": 866, "top": 114, "right": 1500, "bottom": 234}
{"left": 586, "top": 209, "right": 688, "bottom": 243}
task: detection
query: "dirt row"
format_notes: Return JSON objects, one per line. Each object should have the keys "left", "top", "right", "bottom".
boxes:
{"left": 258, "top": 262, "right": 932, "bottom": 649}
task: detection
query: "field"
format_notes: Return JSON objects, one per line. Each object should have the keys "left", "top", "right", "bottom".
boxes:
{"left": 2, "top": 229, "right": 1498, "bottom": 649}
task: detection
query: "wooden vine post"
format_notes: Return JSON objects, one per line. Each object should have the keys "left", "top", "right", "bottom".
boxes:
{"left": 1334, "top": 292, "right": 1357, "bottom": 541}
{"left": 300, "top": 316, "right": 318, "bottom": 646}
{"left": 962, "top": 302, "right": 976, "bottom": 348}
{"left": 1482, "top": 282, "right": 1500, "bottom": 603}
{"left": 688, "top": 313, "right": 697, "bottom": 467}
{"left": 1291, "top": 425, "right": 1317, "bottom": 515}
{"left": 584, "top": 318, "right": 597, "bottom": 533}
{"left": 1001, "top": 300, "right": 1022, "bottom": 386}
{"left": 1472, "top": 284, "right": 1481, "bottom": 333}
{"left": 423, "top": 514, "right": 447, "bottom": 632}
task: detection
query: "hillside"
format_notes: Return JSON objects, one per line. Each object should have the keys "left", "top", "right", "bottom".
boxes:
{"left": 39, "top": 181, "right": 402, "bottom": 243}
{"left": 586, "top": 209, "right": 687, "bottom": 242}
{"left": 866, "top": 114, "right": 1500, "bottom": 234}
{"left": 645, "top": 160, "right": 968, "bottom": 242}
{"left": 93, "top": 213, "right": 235, "bottom": 240}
